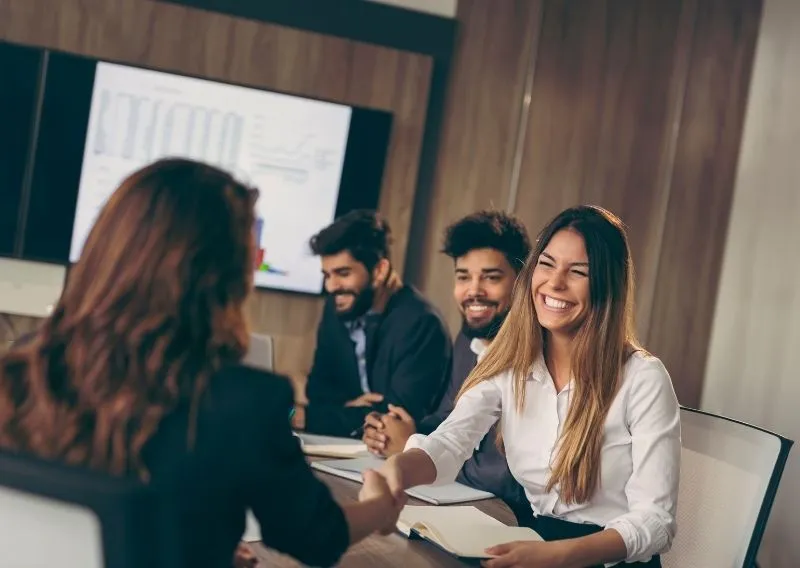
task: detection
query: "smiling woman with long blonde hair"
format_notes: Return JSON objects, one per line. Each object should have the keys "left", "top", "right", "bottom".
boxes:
{"left": 380, "top": 205, "right": 680, "bottom": 568}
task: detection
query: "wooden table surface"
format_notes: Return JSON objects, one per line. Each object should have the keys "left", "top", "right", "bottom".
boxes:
{"left": 252, "top": 467, "right": 516, "bottom": 567}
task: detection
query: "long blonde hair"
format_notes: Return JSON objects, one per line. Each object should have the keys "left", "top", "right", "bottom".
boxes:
{"left": 458, "top": 205, "right": 642, "bottom": 504}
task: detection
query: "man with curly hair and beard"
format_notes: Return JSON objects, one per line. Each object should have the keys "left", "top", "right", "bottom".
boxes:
{"left": 362, "top": 210, "right": 532, "bottom": 521}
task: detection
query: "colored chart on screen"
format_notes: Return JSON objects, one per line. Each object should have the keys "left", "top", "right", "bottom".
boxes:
{"left": 70, "top": 62, "right": 352, "bottom": 294}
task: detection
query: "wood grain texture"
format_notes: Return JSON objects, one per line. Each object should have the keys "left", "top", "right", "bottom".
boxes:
{"left": 701, "top": 1, "right": 800, "bottom": 565}
{"left": 412, "top": 0, "right": 544, "bottom": 332}
{"left": 0, "top": 0, "right": 433, "bottom": 376}
{"left": 647, "top": 0, "right": 762, "bottom": 406}
{"left": 516, "top": 0, "right": 761, "bottom": 407}
{"left": 512, "top": 0, "right": 695, "bottom": 341}
{"left": 254, "top": 465, "right": 516, "bottom": 567}
{"left": 411, "top": 0, "right": 762, "bottom": 407}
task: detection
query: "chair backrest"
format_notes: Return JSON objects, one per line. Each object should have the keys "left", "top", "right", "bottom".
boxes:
{"left": 242, "top": 332, "right": 274, "bottom": 372}
{"left": 0, "top": 484, "right": 103, "bottom": 568}
{"left": 662, "top": 407, "right": 792, "bottom": 568}
{"left": 0, "top": 450, "right": 182, "bottom": 568}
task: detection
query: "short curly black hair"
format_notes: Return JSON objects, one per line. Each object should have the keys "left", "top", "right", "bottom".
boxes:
{"left": 309, "top": 209, "right": 392, "bottom": 271}
{"left": 442, "top": 210, "right": 531, "bottom": 272}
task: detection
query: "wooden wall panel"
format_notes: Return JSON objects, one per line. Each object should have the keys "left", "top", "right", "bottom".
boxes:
{"left": 413, "top": 0, "right": 543, "bottom": 331}
{"left": 0, "top": 0, "right": 433, "bottom": 375}
{"left": 512, "top": 0, "right": 694, "bottom": 340}
{"left": 512, "top": 0, "right": 761, "bottom": 407}
{"left": 648, "top": 0, "right": 763, "bottom": 406}
{"left": 409, "top": 0, "right": 762, "bottom": 407}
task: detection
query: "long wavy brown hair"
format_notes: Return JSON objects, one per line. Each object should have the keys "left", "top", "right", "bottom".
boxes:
{"left": 0, "top": 158, "right": 257, "bottom": 480}
{"left": 459, "top": 205, "right": 643, "bottom": 504}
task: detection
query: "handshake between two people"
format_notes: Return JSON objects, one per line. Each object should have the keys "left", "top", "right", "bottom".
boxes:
{"left": 361, "top": 404, "right": 417, "bottom": 457}
{"left": 355, "top": 404, "right": 415, "bottom": 537}
{"left": 358, "top": 461, "right": 408, "bottom": 536}
{"left": 232, "top": 464, "right": 410, "bottom": 568}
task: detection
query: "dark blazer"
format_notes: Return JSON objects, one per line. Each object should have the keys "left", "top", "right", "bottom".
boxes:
{"left": 418, "top": 331, "right": 530, "bottom": 523}
{"left": 305, "top": 285, "right": 452, "bottom": 437}
{"left": 142, "top": 365, "right": 349, "bottom": 568}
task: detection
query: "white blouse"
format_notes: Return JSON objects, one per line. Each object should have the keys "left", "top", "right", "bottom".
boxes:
{"left": 405, "top": 351, "right": 681, "bottom": 563}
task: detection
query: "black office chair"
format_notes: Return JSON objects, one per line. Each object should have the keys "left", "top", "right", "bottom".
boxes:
{"left": 0, "top": 449, "right": 182, "bottom": 568}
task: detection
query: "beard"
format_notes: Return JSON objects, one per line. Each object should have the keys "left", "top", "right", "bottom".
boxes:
{"left": 461, "top": 307, "right": 509, "bottom": 340}
{"left": 333, "top": 285, "right": 376, "bottom": 322}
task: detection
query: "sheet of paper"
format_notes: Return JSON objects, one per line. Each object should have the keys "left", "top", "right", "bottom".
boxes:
{"left": 296, "top": 433, "right": 369, "bottom": 458}
{"left": 425, "top": 524, "right": 543, "bottom": 559}
{"left": 296, "top": 433, "right": 364, "bottom": 446}
{"left": 310, "top": 457, "right": 495, "bottom": 504}
{"left": 399, "top": 505, "right": 542, "bottom": 559}
{"left": 406, "top": 482, "right": 494, "bottom": 505}
{"left": 397, "top": 505, "right": 504, "bottom": 535}
{"left": 319, "top": 456, "right": 384, "bottom": 471}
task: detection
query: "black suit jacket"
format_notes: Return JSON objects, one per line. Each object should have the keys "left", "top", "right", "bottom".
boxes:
{"left": 305, "top": 285, "right": 452, "bottom": 437}
{"left": 142, "top": 365, "right": 349, "bottom": 568}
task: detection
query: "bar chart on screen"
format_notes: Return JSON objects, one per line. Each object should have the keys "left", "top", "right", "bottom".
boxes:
{"left": 69, "top": 62, "right": 353, "bottom": 294}
{"left": 89, "top": 89, "right": 245, "bottom": 170}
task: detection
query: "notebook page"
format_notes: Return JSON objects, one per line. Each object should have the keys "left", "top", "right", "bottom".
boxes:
{"left": 317, "top": 456, "right": 385, "bottom": 471}
{"left": 312, "top": 457, "right": 496, "bottom": 504}
{"left": 397, "top": 505, "right": 504, "bottom": 536}
{"left": 296, "top": 433, "right": 364, "bottom": 446}
{"left": 430, "top": 525, "right": 543, "bottom": 558}
{"left": 310, "top": 461, "right": 364, "bottom": 483}
{"left": 302, "top": 444, "right": 369, "bottom": 458}
{"left": 398, "top": 505, "right": 541, "bottom": 559}
{"left": 407, "top": 483, "right": 494, "bottom": 504}
{"left": 296, "top": 433, "right": 369, "bottom": 458}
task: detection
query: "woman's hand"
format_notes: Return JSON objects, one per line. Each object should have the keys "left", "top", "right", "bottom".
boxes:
{"left": 359, "top": 469, "right": 405, "bottom": 535}
{"left": 481, "top": 540, "right": 571, "bottom": 568}
{"left": 377, "top": 455, "right": 407, "bottom": 501}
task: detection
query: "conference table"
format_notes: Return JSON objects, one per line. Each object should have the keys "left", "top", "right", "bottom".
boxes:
{"left": 250, "top": 464, "right": 516, "bottom": 567}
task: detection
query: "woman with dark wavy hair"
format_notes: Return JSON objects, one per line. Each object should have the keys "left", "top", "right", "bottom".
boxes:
{"left": 0, "top": 158, "right": 402, "bottom": 567}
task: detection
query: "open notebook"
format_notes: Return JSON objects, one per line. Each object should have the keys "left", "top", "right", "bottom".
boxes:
{"left": 311, "top": 456, "right": 495, "bottom": 505}
{"left": 398, "top": 505, "right": 542, "bottom": 559}
{"left": 295, "top": 433, "right": 370, "bottom": 459}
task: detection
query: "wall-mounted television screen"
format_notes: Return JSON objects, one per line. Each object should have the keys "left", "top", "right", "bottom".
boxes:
{"left": 22, "top": 52, "right": 393, "bottom": 296}
{"left": 0, "top": 41, "right": 42, "bottom": 258}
